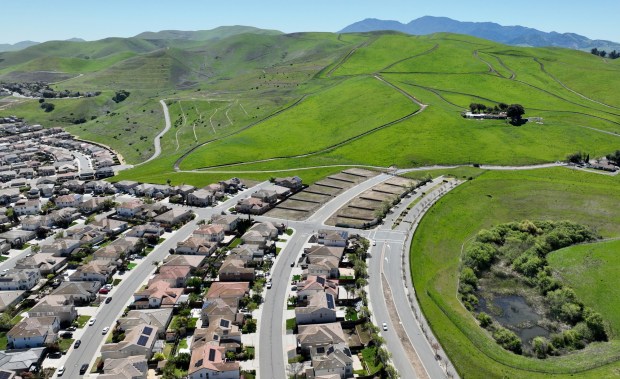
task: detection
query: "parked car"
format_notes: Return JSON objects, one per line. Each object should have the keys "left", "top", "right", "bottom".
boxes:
{"left": 382, "top": 322, "right": 388, "bottom": 331}
{"left": 57, "top": 366, "right": 65, "bottom": 376}
{"left": 60, "top": 331, "right": 73, "bottom": 338}
{"left": 105, "top": 296, "right": 112, "bottom": 304}
{"left": 266, "top": 282, "right": 272, "bottom": 289}
{"left": 102, "top": 326, "right": 110, "bottom": 334}
{"left": 74, "top": 339, "right": 81, "bottom": 348}
{"left": 88, "top": 318, "right": 96, "bottom": 326}
{"left": 65, "top": 326, "right": 76, "bottom": 331}
{"left": 79, "top": 363, "right": 88, "bottom": 374}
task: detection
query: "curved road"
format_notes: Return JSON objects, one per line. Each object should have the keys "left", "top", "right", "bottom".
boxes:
{"left": 136, "top": 99, "right": 172, "bottom": 166}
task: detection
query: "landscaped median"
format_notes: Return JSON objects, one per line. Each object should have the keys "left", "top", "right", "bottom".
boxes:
{"left": 410, "top": 168, "right": 620, "bottom": 378}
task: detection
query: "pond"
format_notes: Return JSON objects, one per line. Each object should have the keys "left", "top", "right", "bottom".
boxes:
{"left": 478, "top": 294, "right": 550, "bottom": 342}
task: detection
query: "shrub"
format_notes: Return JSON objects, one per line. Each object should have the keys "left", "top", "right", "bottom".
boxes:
{"left": 463, "top": 242, "right": 497, "bottom": 272}
{"left": 493, "top": 327, "right": 522, "bottom": 354}
{"left": 532, "top": 336, "right": 550, "bottom": 358}
{"left": 459, "top": 267, "right": 478, "bottom": 290}
{"left": 477, "top": 312, "right": 493, "bottom": 328}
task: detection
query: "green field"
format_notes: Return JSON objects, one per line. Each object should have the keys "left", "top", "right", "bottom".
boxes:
{"left": 410, "top": 168, "right": 620, "bottom": 378}
{"left": 2, "top": 31, "right": 619, "bottom": 185}
{"left": 549, "top": 239, "right": 620, "bottom": 336}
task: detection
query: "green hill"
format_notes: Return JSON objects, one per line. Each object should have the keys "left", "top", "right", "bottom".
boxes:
{"left": 134, "top": 25, "right": 282, "bottom": 41}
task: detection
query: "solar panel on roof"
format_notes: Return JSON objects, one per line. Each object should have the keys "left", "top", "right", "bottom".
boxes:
{"left": 220, "top": 319, "right": 230, "bottom": 328}
{"left": 326, "top": 293, "right": 335, "bottom": 309}
{"left": 137, "top": 335, "right": 149, "bottom": 346}
{"left": 143, "top": 326, "right": 153, "bottom": 335}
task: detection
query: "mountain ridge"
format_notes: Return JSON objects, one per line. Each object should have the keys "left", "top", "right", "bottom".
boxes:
{"left": 339, "top": 16, "right": 620, "bottom": 51}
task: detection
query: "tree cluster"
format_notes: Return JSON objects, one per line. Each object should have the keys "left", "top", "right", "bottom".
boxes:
{"left": 605, "top": 150, "right": 620, "bottom": 165}
{"left": 469, "top": 102, "right": 509, "bottom": 114}
{"left": 567, "top": 151, "right": 590, "bottom": 164}
{"left": 591, "top": 48, "right": 620, "bottom": 59}
{"left": 112, "top": 90, "right": 130, "bottom": 103}
{"left": 459, "top": 220, "right": 606, "bottom": 357}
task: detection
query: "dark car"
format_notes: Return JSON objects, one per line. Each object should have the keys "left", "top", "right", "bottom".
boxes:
{"left": 65, "top": 326, "right": 77, "bottom": 331}
{"left": 74, "top": 339, "right": 81, "bottom": 348}
{"left": 79, "top": 363, "right": 88, "bottom": 374}
{"left": 105, "top": 296, "right": 112, "bottom": 304}
{"left": 60, "top": 332, "right": 73, "bottom": 338}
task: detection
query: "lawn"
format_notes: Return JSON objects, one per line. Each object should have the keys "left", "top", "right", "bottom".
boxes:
{"left": 360, "top": 346, "right": 383, "bottom": 375}
{"left": 126, "top": 262, "right": 137, "bottom": 270}
{"left": 548, "top": 239, "right": 620, "bottom": 335}
{"left": 410, "top": 168, "right": 620, "bottom": 378}
{"left": 0, "top": 256, "right": 7, "bottom": 263}
{"left": 0, "top": 332, "right": 7, "bottom": 350}
{"left": 58, "top": 338, "right": 75, "bottom": 353}
{"left": 285, "top": 318, "right": 297, "bottom": 331}
{"left": 76, "top": 315, "right": 91, "bottom": 328}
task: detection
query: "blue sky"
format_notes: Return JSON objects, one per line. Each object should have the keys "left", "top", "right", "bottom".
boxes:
{"left": 3, "top": 0, "right": 620, "bottom": 44}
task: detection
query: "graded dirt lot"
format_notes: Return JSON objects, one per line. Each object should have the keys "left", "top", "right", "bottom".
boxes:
{"left": 326, "top": 175, "right": 417, "bottom": 227}
{"left": 266, "top": 169, "right": 378, "bottom": 220}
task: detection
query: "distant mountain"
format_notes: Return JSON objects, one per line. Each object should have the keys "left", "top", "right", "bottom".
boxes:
{"left": 340, "top": 16, "right": 620, "bottom": 51}
{"left": 134, "top": 25, "right": 282, "bottom": 41}
{"left": 0, "top": 40, "right": 39, "bottom": 53}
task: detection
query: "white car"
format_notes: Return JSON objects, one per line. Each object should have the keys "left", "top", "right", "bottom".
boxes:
{"left": 266, "top": 282, "right": 272, "bottom": 289}
{"left": 57, "top": 366, "right": 65, "bottom": 376}
{"left": 88, "top": 318, "right": 96, "bottom": 326}
{"left": 372, "top": 240, "right": 376, "bottom": 246}
{"left": 102, "top": 326, "right": 110, "bottom": 334}
{"left": 382, "top": 322, "right": 388, "bottom": 331}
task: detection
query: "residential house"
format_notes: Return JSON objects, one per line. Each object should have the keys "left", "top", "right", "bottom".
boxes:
{"left": 162, "top": 254, "right": 205, "bottom": 269}
{"left": 240, "top": 230, "right": 270, "bottom": 250}
{"left": 14, "top": 253, "right": 66, "bottom": 275}
{"left": 0, "top": 239, "right": 9, "bottom": 255}
{"left": 297, "top": 322, "right": 347, "bottom": 353}
{"left": 251, "top": 189, "right": 278, "bottom": 204}
{"left": 295, "top": 292, "right": 337, "bottom": 325}
{"left": 84, "top": 180, "right": 116, "bottom": 195}
{"left": 64, "top": 225, "right": 106, "bottom": 246}
{"left": 235, "top": 197, "right": 270, "bottom": 215}
{"left": 305, "top": 245, "right": 345, "bottom": 262}
{"left": 274, "top": 176, "right": 303, "bottom": 192}
{"left": 127, "top": 222, "right": 163, "bottom": 239}
{"left": 114, "top": 180, "right": 139, "bottom": 194}
{"left": 317, "top": 230, "right": 349, "bottom": 247}
{"left": 0, "top": 230, "right": 35, "bottom": 247}
{"left": 229, "top": 245, "right": 260, "bottom": 261}
{"left": 133, "top": 280, "right": 183, "bottom": 309}
{"left": 55, "top": 194, "right": 82, "bottom": 208}
{"left": 219, "top": 177, "right": 243, "bottom": 193}
{"left": 28, "top": 295, "right": 77, "bottom": 324}
{"left": 174, "top": 184, "right": 196, "bottom": 200}
{"left": 0, "top": 290, "right": 25, "bottom": 312}
{"left": 51, "top": 281, "right": 101, "bottom": 304}
{"left": 309, "top": 344, "right": 354, "bottom": 379}
{"left": 38, "top": 183, "right": 55, "bottom": 198}
{"left": 7, "top": 316, "right": 59, "bottom": 349}
{"left": 297, "top": 276, "right": 339, "bottom": 301}
{"left": 218, "top": 256, "right": 255, "bottom": 282}
{"left": 0, "top": 347, "right": 46, "bottom": 374}
{"left": 20, "top": 215, "right": 53, "bottom": 231}
{"left": 69, "top": 259, "right": 116, "bottom": 284}
{"left": 149, "top": 266, "right": 191, "bottom": 288}
{"left": 118, "top": 309, "right": 173, "bottom": 338}
{"left": 204, "top": 183, "right": 226, "bottom": 200}
{"left": 192, "top": 224, "right": 225, "bottom": 243}
{"left": 37, "top": 165, "right": 56, "bottom": 176}
{"left": 79, "top": 196, "right": 108, "bottom": 214}
{"left": 175, "top": 237, "right": 217, "bottom": 256}
{"left": 205, "top": 282, "right": 249, "bottom": 305}
{"left": 210, "top": 214, "right": 240, "bottom": 233}
{"left": 116, "top": 199, "right": 145, "bottom": 218}
{"left": 201, "top": 297, "right": 242, "bottom": 326}
{"left": 101, "top": 323, "right": 158, "bottom": 360}
{"left": 248, "top": 221, "right": 280, "bottom": 239}
{"left": 188, "top": 344, "right": 240, "bottom": 379}
{"left": 99, "top": 356, "right": 148, "bottom": 379}
{"left": 91, "top": 218, "right": 129, "bottom": 236}
{"left": 13, "top": 199, "right": 40, "bottom": 216}
{"left": 187, "top": 189, "right": 213, "bottom": 207}
{"left": 193, "top": 318, "right": 241, "bottom": 353}
{"left": 154, "top": 208, "right": 193, "bottom": 228}
{"left": 0, "top": 187, "right": 20, "bottom": 205}
{"left": 306, "top": 255, "right": 340, "bottom": 279}
{"left": 95, "top": 166, "right": 114, "bottom": 179}
{"left": 40, "top": 238, "right": 81, "bottom": 257}
{"left": 0, "top": 269, "right": 40, "bottom": 290}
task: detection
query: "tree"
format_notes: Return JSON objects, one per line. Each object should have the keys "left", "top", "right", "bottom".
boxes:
{"left": 40, "top": 102, "right": 55, "bottom": 112}
{"left": 591, "top": 47, "right": 599, "bottom": 56}
{"left": 477, "top": 312, "right": 493, "bottom": 328}
{"left": 112, "top": 90, "right": 130, "bottom": 103}
{"left": 506, "top": 104, "right": 525, "bottom": 124}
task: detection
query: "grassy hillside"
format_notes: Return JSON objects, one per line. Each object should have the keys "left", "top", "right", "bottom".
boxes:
{"left": 1, "top": 31, "right": 620, "bottom": 181}
{"left": 549, "top": 240, "right": 620, "bottom": 336}
{"left": 410, "top": 168, "right": 620, "bottom": 378}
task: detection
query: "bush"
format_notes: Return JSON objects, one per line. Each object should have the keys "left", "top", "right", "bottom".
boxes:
{"left": 460, "top": 267, "right": 478, "bottom": 290}
{"left": 532, "top": 336, "right": 550, "bottom": 358}
{"left": 112, "top": 90, "right": 130, "bottom": 103}
{"left": 584, "top": 309, "right": 607, "bottom": 341}
{"left": 493, "top": 327, "right": 522, "bottom": 354}
{"left": 477, "top": 312, "right": 493, "bottom": 328}
{"left": 463, "top": 242, "right": 497, "bottom": 272}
